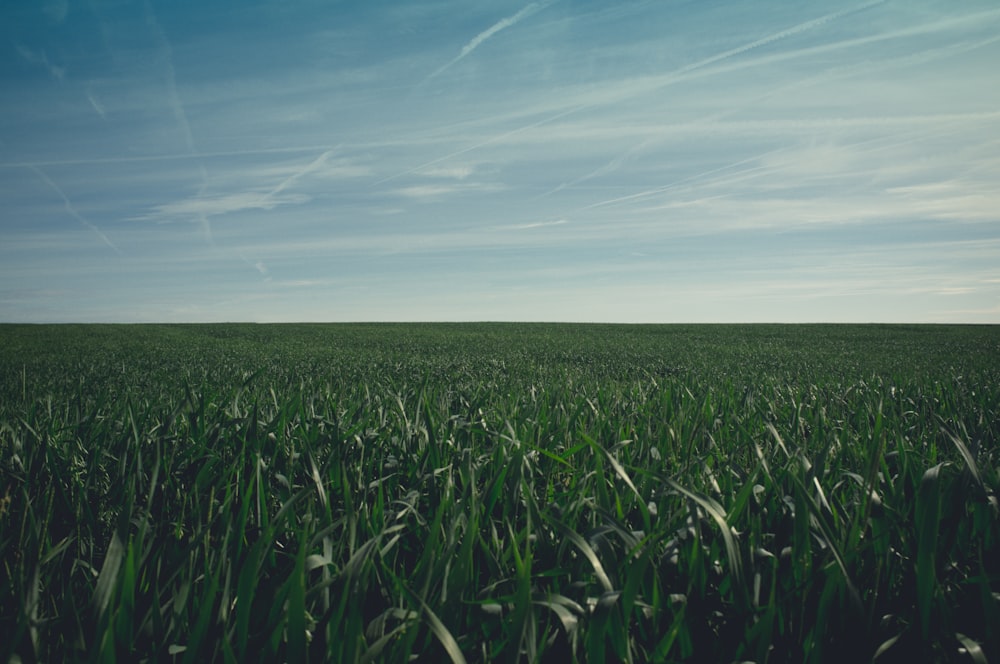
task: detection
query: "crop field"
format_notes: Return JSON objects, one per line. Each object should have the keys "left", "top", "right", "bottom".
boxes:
{"left": 1, "top": 323, "right": 998, "bottom": 663}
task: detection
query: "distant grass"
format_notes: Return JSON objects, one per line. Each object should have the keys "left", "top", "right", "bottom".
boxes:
{"left": 1, "top": 323, "right": 998, "bottom": 662}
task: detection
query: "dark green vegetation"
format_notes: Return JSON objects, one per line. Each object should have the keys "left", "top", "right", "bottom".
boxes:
{"left": 1, "top": 323, "right": 998, "bottom": 663}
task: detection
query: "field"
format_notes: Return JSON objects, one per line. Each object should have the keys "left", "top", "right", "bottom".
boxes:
{"left": 1, "top": 323, "right": 998, "bottom": 663}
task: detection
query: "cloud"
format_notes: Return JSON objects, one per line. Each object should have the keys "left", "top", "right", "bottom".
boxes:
{"left": 0, "top": 145, "right": 345, "bottom": 170}
{"left": 539, "top": 140, "right": 653, "bottom": 199}
{"left": 427, "top": 2, "right": 552, "bottom": 80}
{"left": 420, "top": 165, "right": 477, "bottom": 180}
{"left": 273, "top": 279, "right": 328, "bottom": 289}
{"left": 4, "top": 0, "right": 997, "bottom": 324}
{"left": 235, "top": 252, "right": 271, "bottom": 281}
{"left": 392, "top": 182, "right": 504, "bottom": 200}
{"left": 580, "top": 150, "right": 774, "bottom": 212}
{"left": 907, "top": 287, "right": 976, "bottom": 296}
{"left": 144, "top": 0, "right": 213, "bottom": 243}
{"left": 500, "top": 219, "right": 568, "bottom": 230}
{"left": 385, "top": 1, "right": 891, "bottom": 183}
{"left": 15, "top": 44, "right": 65, "bottom": 80}
{"left": 86, "top": 90, "right": 108, "bottom": 119}
{"left": 489, "top": 111, "right": 1000, "bottom": 151}
{"left": 884, "top": 181, "right": 1000, "bottom": 221}
{"left": 677, "top": 0, "right": 888, "bottom": 74}
{"left": 141, "top": 191, "right": 310, "bottom": 220}
{"left": 132, "top": 150, "right": 370, "bottom": 227}
{"left": 374, "top": 104, "right": 583, "bottom": 185}
{"left": 30, "top": 167, "right": 121, "bottom": 254}
{"left": 377, "top": 6, "right": 1000, "bottom": 175}
{"left": 264, "top": 150, "right": 334, "bottom": 201}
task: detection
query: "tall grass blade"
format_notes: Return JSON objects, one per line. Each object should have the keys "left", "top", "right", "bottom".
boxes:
{"left": 943, "top": 428, "right": 986, "bottom": 495}
{"left": 93, "top": 532, "right": 124, "bottom": 620}
{"left": 546, "top": 518, "right": 615, "bottom": 594}
{"left": 955, "top": 633, "right": 988, "bottom": 664}
{"left": 916, "top": 462, "right": 945, "bottom": 640}
{"left": 664, "top": 478, "right": 743, "bottom": 585}
{"left": 399, "top": 582, "right": 467, "bottom": 664}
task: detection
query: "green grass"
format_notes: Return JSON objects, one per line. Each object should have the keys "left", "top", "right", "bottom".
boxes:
{"left": 1, "top": 323, "right": 998, "bottom": 662}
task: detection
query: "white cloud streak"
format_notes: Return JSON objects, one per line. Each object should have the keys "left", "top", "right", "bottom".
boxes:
{"left": 393, "top": 181, "right": 505, "bottom": 200}
{"left": 264, "top": 150, "right": 334, "bottom": 201}
{"left": 141, "top": 192, "right": 310, "bottom": 220}
{"left": 30, "top": 166, "right": 122, "bottom": 254}
{"left": 0, "top": 145, "right": 342, "bottom": 170}
{"left": 86, "top": 90, "right": 108, "bottom": 119}
{"left": 382, "top": 1, "right": 890, "bottom": 183}
{"left": 500, "top": 219, "right": 568, "bottom": 230}
{"left": 15, "top": 44, "right": 66, "bottom": 80}
{"left": 539, "top": 139, "right": 654, "bottom": 199}
{"left": 134, "top": 150, "right": 348, "bottom": 223}
{"left": 5, "top": 0, "right": 997, "bottom": 323}
{"left": 144, "top": 0, "right": 213, "bottom": 244}
{"left": 427, "top": 2, "right": 551, "bottom": 80}
{"left": 374, "top": 103, "right": 586, "bottom": 185}
{"left": 133, "top": 149, "right": 369, "bottom": 221}
{"left": 675, "top": 0, "right": 888, "bottom": 74}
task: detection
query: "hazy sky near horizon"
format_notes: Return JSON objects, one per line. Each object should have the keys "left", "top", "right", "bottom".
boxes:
{"left": 2, "top": 0, "right": 999, "bottom": 323}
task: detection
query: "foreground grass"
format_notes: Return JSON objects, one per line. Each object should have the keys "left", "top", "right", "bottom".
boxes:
{"left": 1, "top": 323, "right": 998, "bottom": 662}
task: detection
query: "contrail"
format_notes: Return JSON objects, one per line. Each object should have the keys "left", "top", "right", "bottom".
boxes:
{"left": 15, "top": 44, "right": 66, "bottom": 80}
{"left": 428, "top": 2, "right": 550, "bottom": 80}
{"left": 668, "top": 0, "right": 888, "bottom": 79}
{"left": 381, "top": 1, "right": 884, "bottom": 184}
{"left": 537, "top": 139, "right": 654, "bottom": 200}
{"left": 578, "top": 0, "right": 889, "bottom": 109}
{"left": 0, "top": 145, "right": 341, "bottom": 169}
{"left": 86, "top": 90, "right": 107, "bottom": 119}
{"left": 373, "top": 103, "right": 587, "bottom": 186}
{"left": 145, "top": 0, "right": 213, "bottom": 244}
{"left": 146, "top": 2, "right": 196, "bottom": 154}
{"left": 579, "top": 150, "right": 781, "bottom": 212}
{"left": 30, "top": 166, "right": 122, "bottom": 254}
{"left": 264, "top": 150, "right": 334, "bottom": 201}
{"left": 659, "top": 6, "right": 1000, "bottom": 99}
{"left": 575, "top": 111, "right": 989, "bottom": 214}
{"left": 502, "top": 219, "right": 568, "bottom": 230}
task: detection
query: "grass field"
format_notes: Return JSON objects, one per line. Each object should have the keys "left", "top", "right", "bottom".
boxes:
{"left": 1, "top": 323, "right": 998, "bottom": 663}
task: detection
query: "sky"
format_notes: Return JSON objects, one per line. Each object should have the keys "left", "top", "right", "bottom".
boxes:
{"left": 2, "top": 0, "right": 999, "bottom": 323}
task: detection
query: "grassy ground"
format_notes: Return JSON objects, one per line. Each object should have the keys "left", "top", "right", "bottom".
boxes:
{"left": 1, "top": 323, "right": 998, "bottom": 662}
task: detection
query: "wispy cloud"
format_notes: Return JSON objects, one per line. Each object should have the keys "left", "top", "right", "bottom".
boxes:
{"left": 144, "top": 0, "right": 213, "bottom": 243}
{"left": 0, "top": 145, "right": 346, "bottom": 170}
{"left": 134, "top": 150, "right": 362, "bottom": 223}
{"left": 427, "top": 2, "right": 552, "bottom": 80}
{"left": 539, "top": 140, "right": 653, "bottom": 199}
{"left": 86, "top": 90, "right": 108, "bottom": 119}
{"left": 4, "top": 0, "right": 998, "bottom": 323}
{"left": 374, "top": 104, "right": 584, "bottom": 185}
{"left": 499, "top": 219, "right": 568, "bottom": 231}
{"left": 29, "top": 166, "right": 121, "bottom": 254}
{"left": 689, "top": 0, "right": 887, "bottom": 70}
{"left": 420, "top": 165, "right": 477, "bottom": 180}
{"left": 263, "top": 150, "right": 334, "bottom": 201}
{"left": 371, "top": 7, "right": 1000, "bottom": 178}
{"left": 140, "top": 192, "right": 310, "bottom": 220}
{"left": 392, "top": 181, "right": 504, "bottom": 200}
{"left": 237, "top": 251, "right": 271, "bottom": 282}
{"left": 15, "top": 44, "right": 65, "bottom": 80}
{"left": 579, "top": 150, "right": 777, "bottom": 212}
{"left": 387, "top": 1, "right": 890, "bottom": 183}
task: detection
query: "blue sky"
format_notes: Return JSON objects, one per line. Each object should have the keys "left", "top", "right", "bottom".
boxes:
{"left": 2, "top": 0, "right": 999, "bottom": 323}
